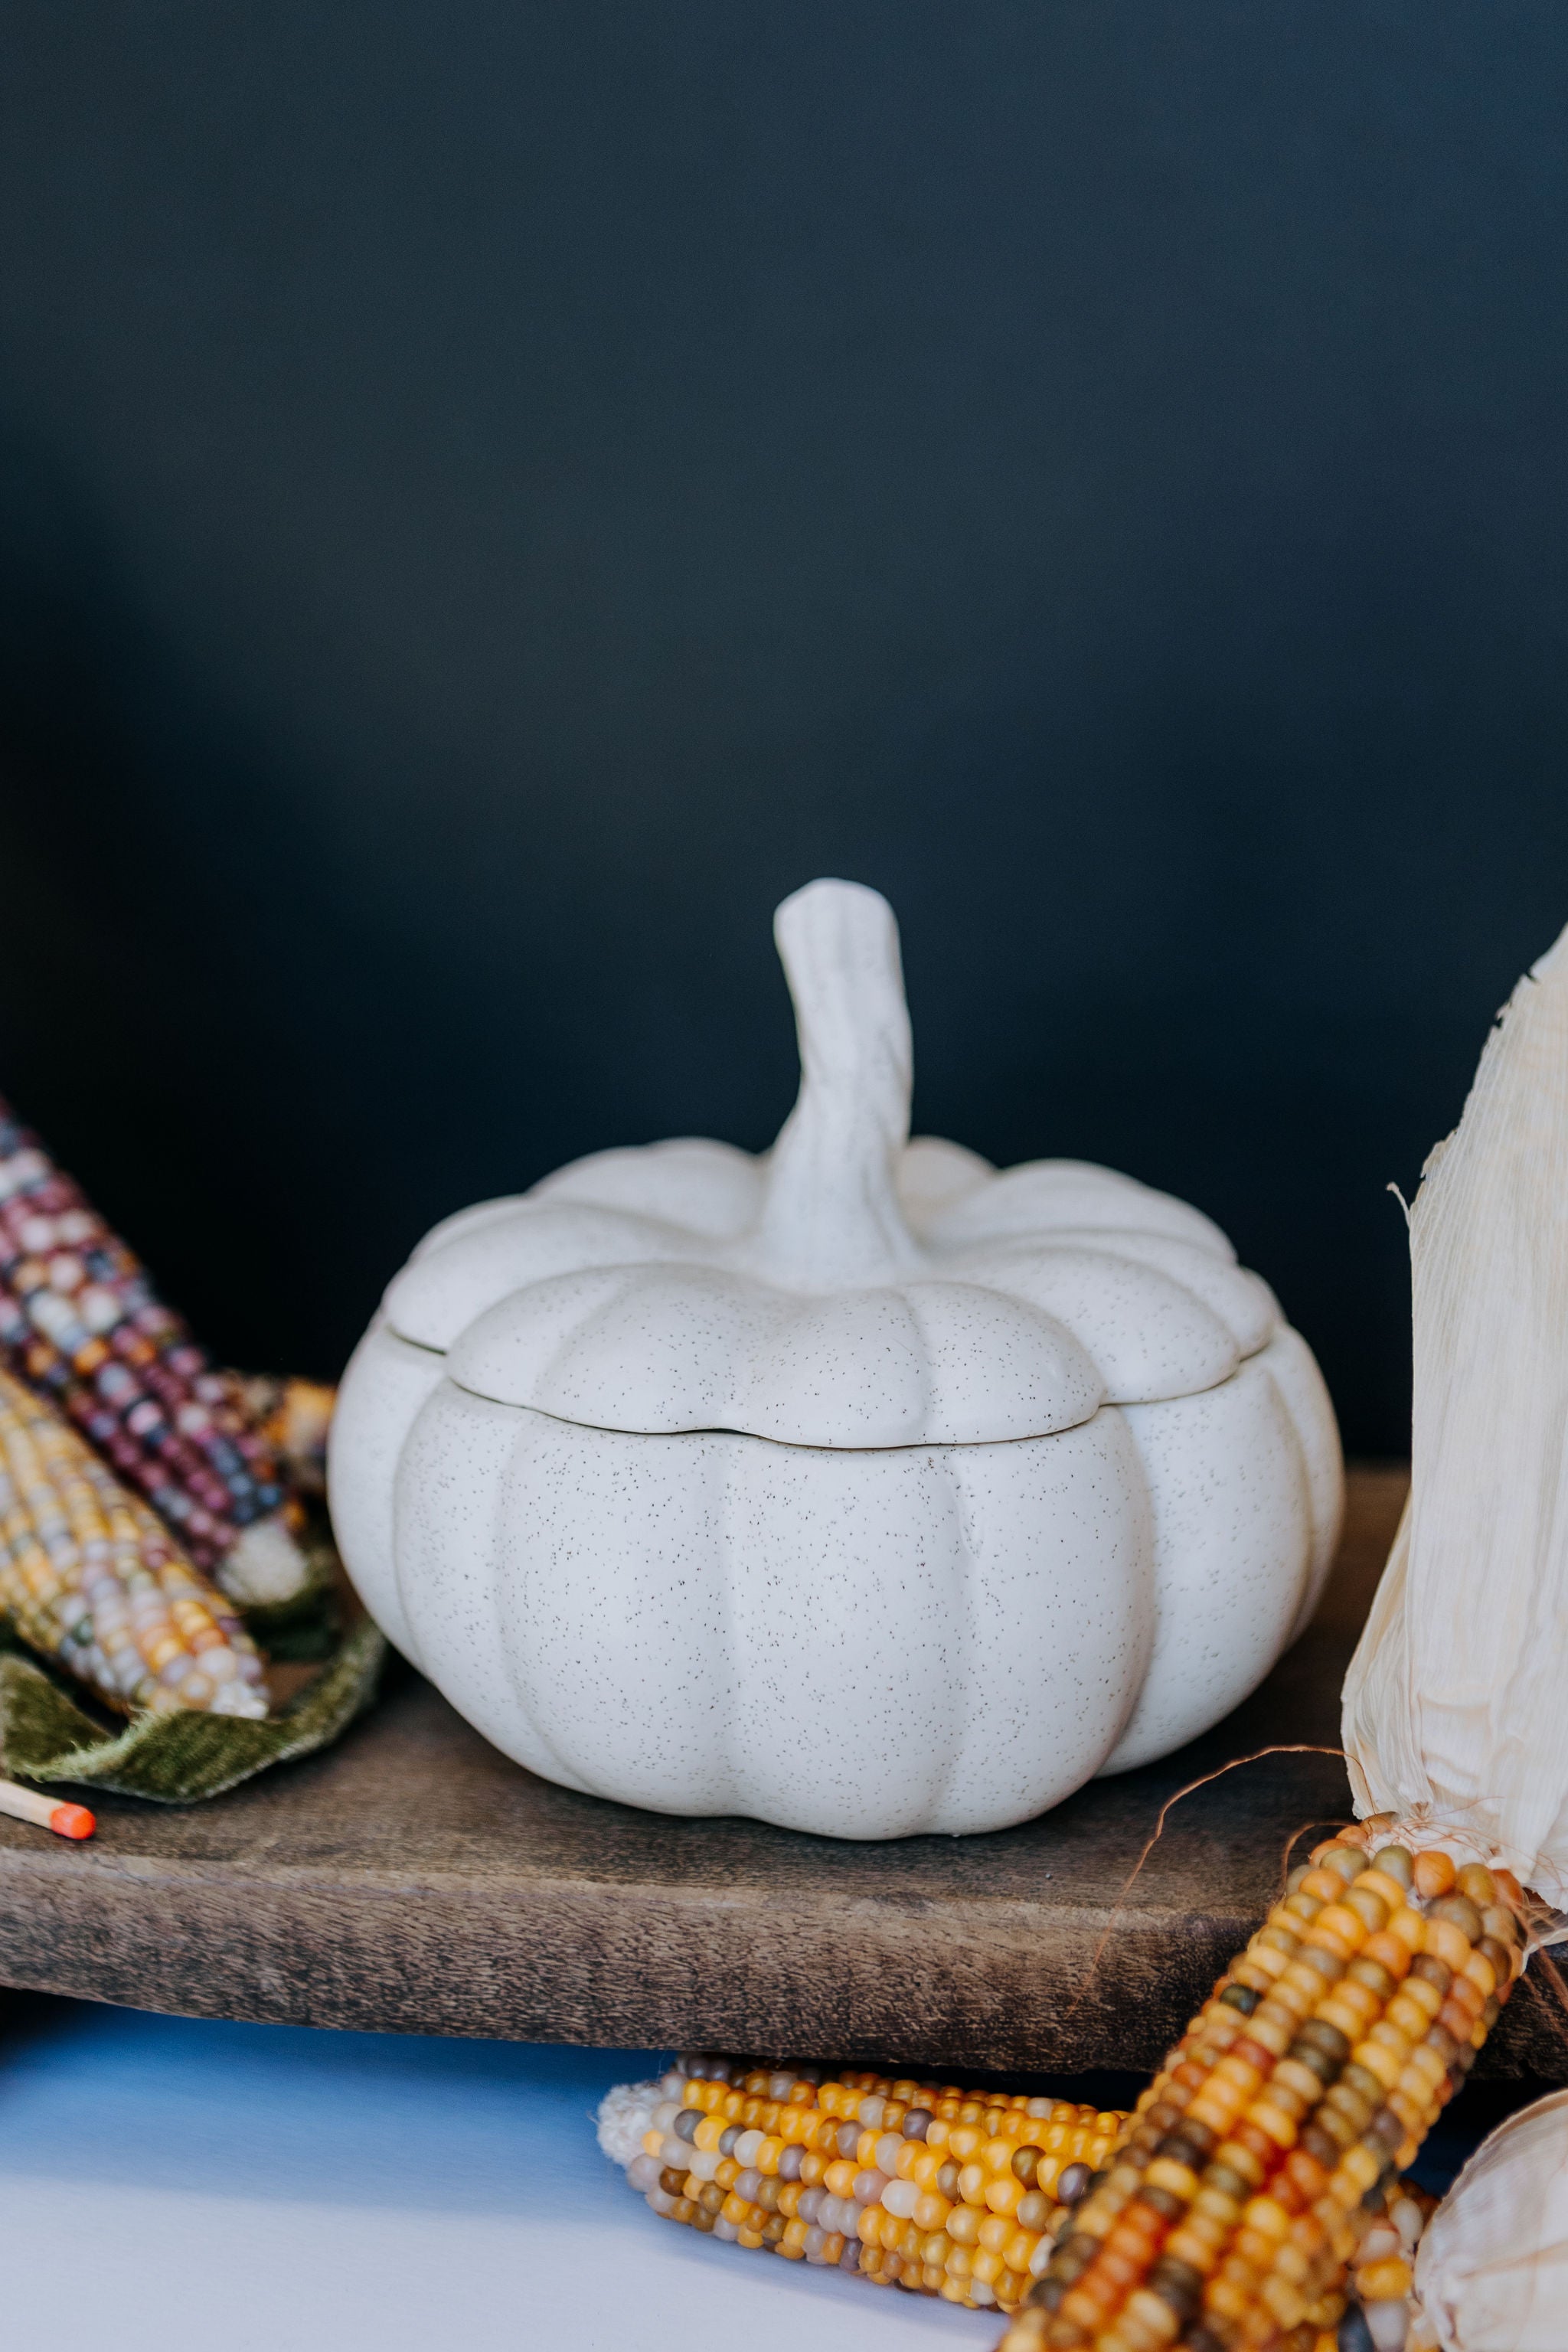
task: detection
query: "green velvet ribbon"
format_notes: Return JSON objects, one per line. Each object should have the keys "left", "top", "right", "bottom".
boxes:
{"left": 0, "top": 1519, "right": 387, "bottom": 1803}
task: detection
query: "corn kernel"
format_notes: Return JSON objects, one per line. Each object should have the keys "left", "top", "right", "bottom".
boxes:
{"left": 1356, "top": 2256, "right": 1413, "bottom": 2301}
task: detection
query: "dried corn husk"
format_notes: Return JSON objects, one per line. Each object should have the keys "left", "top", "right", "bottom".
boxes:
{"left": 1343, "top": 925, "right": 1568, "bottom": 1917}
{"left": 1409, "top": 2090, "right": 1568, "bottom": 2350}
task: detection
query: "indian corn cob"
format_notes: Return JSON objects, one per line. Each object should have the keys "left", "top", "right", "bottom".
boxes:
{"left": 0, "top": 1366, "right": 268, "bottom": 1716}
{"left": 604, "top": 2058, "right": 1128, "bottom": 2314}
{"left": 994, "top": 1828, "right": 1525, "bottom": 2352}
{"left": 235, "top": 1374, "right": 335, "bottom": 1497}
{"left": 0, "top": 1096, "right": 306, "bottom": 1602}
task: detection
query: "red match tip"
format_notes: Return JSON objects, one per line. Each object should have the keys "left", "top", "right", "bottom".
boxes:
{"left": 49, "top": 1803, "right": 96, "bottom": 1841}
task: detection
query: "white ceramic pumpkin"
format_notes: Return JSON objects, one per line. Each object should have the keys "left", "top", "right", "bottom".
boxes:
{"left": 329, "top": 880, "right": 1342, "bottom": 1838}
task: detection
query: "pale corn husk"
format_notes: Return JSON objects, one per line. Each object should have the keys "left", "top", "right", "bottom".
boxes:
{"left": 1410, "top": 2090, "right": 1568, "bottom": 2350}
{"left": 1343, "top": 925, "right": 1568, "bottom": 1914}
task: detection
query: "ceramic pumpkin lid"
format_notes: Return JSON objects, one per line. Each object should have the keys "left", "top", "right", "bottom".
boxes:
{"left": 383, "top": 880, "right": 1281, "bottom": 1447}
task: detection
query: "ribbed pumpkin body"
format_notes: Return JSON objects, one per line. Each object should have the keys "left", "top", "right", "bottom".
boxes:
{"left": 331, "top": 1316, "right": 1338, "bottom": 1838}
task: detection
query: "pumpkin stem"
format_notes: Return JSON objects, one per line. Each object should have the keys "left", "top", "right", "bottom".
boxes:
{"left": 743, "top": 878, "right": 922, "bottom": 1290}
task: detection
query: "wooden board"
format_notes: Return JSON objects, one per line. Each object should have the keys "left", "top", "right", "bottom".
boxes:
{"left": 0, "top": 1467, "right": 1563, "bottom": 2078}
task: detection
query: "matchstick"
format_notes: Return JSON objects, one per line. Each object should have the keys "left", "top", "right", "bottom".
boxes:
{"left": 0, "top": 1778, "right": 95, "bottom": 1839}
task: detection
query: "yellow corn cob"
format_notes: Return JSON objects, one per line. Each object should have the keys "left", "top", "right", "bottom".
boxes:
{"left": 993, "top": 1834, "right": 1525, "bottom": 2352}
{"left": 0, "top": 1367, "right": 268, "bottom": 1717}
{"left": 610, "top": 2059, "right": 1127, "bottom": 2314}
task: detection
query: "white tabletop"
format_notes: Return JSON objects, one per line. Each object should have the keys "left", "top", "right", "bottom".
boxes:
{"left": 0, "top": 1999, "right": 999, "bottom": 2351}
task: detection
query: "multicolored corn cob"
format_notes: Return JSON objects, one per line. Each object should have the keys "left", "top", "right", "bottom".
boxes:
{"left": 0, "top": 1096, "right": 306, "bottom": 1603}
{"left": 603, "top": 2059, "right": 1127, "bottom": 2314}
{"left": 234, "top": 1375, "right": 335, "bottom": 1498}
{"left": 0, "top": 1367, "right": 267, "bottom": 1715}
{"left": 995, "top": 1830, "right": 1525, "bottom": 2352}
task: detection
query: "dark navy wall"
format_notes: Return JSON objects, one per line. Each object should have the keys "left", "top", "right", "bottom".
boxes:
{"left": 2, "top": 3, "right": 1566, "bottom": 1450}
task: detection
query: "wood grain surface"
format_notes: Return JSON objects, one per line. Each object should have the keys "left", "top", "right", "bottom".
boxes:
{"left": 0, "top": 1465, "right": 1563, "bottom": 2078}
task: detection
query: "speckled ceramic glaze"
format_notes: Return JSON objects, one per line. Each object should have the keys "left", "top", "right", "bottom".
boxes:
{"left": 330, "top": 880, "right": 1343, "bottom": 1838}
